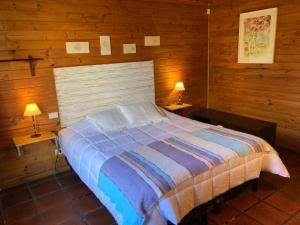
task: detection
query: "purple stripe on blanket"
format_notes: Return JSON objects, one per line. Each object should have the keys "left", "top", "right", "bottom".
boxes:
{"left": 100, "top": 156, "right": 158, "bottom": 216}
{"left": 148, "top": 141, "right": 209, "bottom": 176}
{"left": 167, "top": 137, "right": 223, "bottom": 166}
{"left": 121, "top": 152, "right": 172, "bottom": 193}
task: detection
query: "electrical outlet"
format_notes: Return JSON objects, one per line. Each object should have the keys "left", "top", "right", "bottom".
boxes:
{"left": 48, "top": 112, "right": 58, "bottom": 119}
{"left": 55, "top": 149, "right": 63, "bottom": 155}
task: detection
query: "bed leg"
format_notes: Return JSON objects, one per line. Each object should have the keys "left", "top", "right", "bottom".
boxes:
{"left": 199, "top": 213, "right": 208, "bottom": 225}
{"left": 211, "top": 201, "right": 221, "bottom": 214}
{"left": 252, "top": 178, "right": 259, "bottom": 192}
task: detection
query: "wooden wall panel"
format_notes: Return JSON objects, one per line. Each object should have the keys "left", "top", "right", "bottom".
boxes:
{"left": 209, "top": 0, "right": 300, "bottom": 151}
{"left": 0, "top": 0, "right": 208, "bottom": 188}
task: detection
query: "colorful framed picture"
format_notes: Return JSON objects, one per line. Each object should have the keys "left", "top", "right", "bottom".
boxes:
{"left": 238, "top": 8, "right": 278, "bottom": 64}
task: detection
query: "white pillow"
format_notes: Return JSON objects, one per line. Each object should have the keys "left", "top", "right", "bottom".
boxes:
{"left": 118, "top": 102, "right": 168, "bottom": 127}
{"left": 87, "top": 108, "right": 129, "bottom": 132}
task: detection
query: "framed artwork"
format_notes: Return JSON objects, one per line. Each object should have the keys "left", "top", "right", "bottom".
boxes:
{"left": 65, "top": 42, "right": 90, "bottom": 54}
{"left": 100, "top": 36, "right": 112, "bottom": 55}
{"left": 123, "top": 44, "right": 136, "bottom": 54}
{"left": 144, "top": 36, "right": 160, "bottom": 46}
{"left": 238, "top": 8, "right": 278, "bottom": 64}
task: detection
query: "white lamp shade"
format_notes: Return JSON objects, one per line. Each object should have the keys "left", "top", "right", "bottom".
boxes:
{"left": 174, "top": 82, "right": 185, "bottom": 91}
{"left": 24, "top": 103, "right": 42, "bottom": 117}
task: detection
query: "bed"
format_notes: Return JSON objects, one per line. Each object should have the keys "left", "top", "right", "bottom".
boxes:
{"left": 54, "top": 61, "right": 289, "bottom": 225}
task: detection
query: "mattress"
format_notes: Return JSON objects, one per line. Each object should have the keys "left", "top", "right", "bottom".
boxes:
{"left": 58, "top": 111, "right": 289, "bottom": 225}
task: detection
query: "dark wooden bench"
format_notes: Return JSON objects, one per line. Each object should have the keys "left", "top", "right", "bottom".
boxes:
{"left": 192, "top": 109, "right": 277, "bottom": 146}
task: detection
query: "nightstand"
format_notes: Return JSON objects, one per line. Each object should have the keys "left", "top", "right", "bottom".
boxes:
{"left": 163, "top": 103, "right": 193, "bottom": 117}
{"left": 12, "top": 131, "right": 59, "bottom": 157}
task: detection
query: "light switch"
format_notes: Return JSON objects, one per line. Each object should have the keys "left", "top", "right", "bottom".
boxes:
{"left": 48, "top": 112, "right": 59, "bottom": 119}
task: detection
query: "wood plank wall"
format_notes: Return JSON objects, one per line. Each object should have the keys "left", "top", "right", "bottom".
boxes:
{"left": 0, "top": 0, "right": 208, "bottom": 188}
{"left": 209, "top": 0, "right": 300, "bottom": 151}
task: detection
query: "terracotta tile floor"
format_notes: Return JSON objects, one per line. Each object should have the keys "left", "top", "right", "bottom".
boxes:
{"left": 1, "top": 148, "right": 300, "bottom": 225}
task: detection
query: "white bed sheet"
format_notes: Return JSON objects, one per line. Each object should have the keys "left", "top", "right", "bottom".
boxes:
{"left": 58, "top": 111, "right": 289, "bottom": 225}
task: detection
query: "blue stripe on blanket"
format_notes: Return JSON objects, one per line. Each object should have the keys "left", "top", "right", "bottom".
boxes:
{"left": 121, "top": 151, "right": 173, "bottom": 193}
{"left": 148, "top": 141, "right": 209, "bottom": 176}
{"left": 100, "top": 157, "right": 158, "bottom": 216}
{"left": 126, "top": 151, "right": 176, "bottom": 189}
{"left": 207, "top": 127, "right": 263, "bottom": 152}
{"left": 98, "top": 172, "right": 144, "bottom": 225}
{"left": 191, "top": 130, "right": 252, "bottom": 156}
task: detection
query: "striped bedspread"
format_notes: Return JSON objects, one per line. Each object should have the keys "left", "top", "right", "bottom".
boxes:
{"left": 98, "top": 126, "right": 265, "bottom": 225}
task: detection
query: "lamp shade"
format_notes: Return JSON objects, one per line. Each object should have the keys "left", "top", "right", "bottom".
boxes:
{"left": 174, "top": 82, "right": 185, "bottom": 91}
{"left": 24, "top": 103, "right": 42, "bottom": 117}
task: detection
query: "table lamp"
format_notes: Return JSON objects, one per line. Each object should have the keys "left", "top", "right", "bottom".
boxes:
{"left": 174, "top": 81, "right": 185, "bottom": 105}
{"left": 24, "top": 103, "right": 42, "bottom": 138}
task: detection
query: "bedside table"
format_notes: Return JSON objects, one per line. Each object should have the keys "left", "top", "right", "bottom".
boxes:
{"left": 164, "top": 103, "right": 192, "bottom": 117}
{"left": 12, "top": 131, "right": 59, "bottom": 156}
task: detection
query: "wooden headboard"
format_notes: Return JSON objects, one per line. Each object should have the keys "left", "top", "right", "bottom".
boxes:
{"left": 53, "top": 60, "right": 155, "bottom": 127}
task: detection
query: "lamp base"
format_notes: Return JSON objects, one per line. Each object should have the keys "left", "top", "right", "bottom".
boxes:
{"left": 31, "top": 133, "right": 41, "bottom": 138}
{"left": 177, "top": 91, "right": 183, "bottom": 105}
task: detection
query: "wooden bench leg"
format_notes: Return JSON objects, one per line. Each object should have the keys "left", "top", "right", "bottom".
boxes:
{"left": 199, "top": 213, "right": 208, "bottom": 225}
{"left": 252, "top": 178, "right": 259, "bottom": 192}
{"left": 211, "top": 201, "right": 221, "bottom": 214}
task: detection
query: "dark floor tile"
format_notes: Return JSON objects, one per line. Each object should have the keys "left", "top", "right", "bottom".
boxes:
{"left": 286, "top": 217, "right": 300, "bottom": 225}
{"left": 66, "top": 183, "right": 91, "bottom": 200}
{"left": 44, "top": 202, "right": 77, "bottom": 225}
{"left": 1, "top": 186, "right": 32, "bottom": 209}
{"left": 262, "top": 172, "right": 289, "bottom": 190}
{"left": 55, "top": 171, "right": 74, "bottom": 178}
{"left": 30, "top": 177, "right": 60, "bottom": 197}
{"left": 207, "top": 220, "right": 218, "bottom": 225}
{"left": 36, "top": 190, "right": 70, "bottom": 212}
{"left": 73, "top": 194, "right": 102, "bottom": 215}
{"left": 208, "top": 204, "right": 240, "bottom": 225}
{"left": 280, "top": 179, "right": 300, "bottom": 197}
{"left": 228, "top": 214, "right": 260, "bottom": 225}
{"left": 0, "top": 184, "right": 27, "bottom": 198}
{"left": 246, "top": 202, "right": 289, "bottom": 225}
{"left": 227, "top": 189, "right": 259, "bottom": 211}
{"left": 9, "top": 214, "right": 44, "bottom": 225}
{"left": 85, "top": 208, "right": 115, "bottom": 225}
{"left": 3, "top": 200, "right": 38, "bottom": 225}
{"left": 29, "top": 176, "right": 56, "bottom": 187}
{"left": 59, "top": 215, "right": 84, "bottom": 225}
{"left": 57, "top": 172, "right": 80, "bottom": 188}
{"left": 253, "top": 179, "right": 278, "bottom": 200}
{"left": 0, "top": 184, "right": 27, "bottom": 197}
{"left": 265, "top": 191, "right": 300, "bottom": 214}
